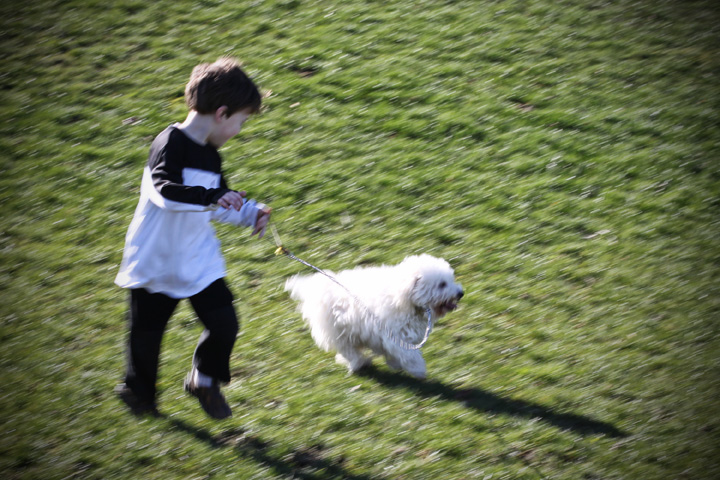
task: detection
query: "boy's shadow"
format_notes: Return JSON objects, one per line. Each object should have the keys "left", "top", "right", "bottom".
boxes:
{"left": 358, "top": 365, "right": 627, "bottom": 438}
{"left": 166, "top": 417, "right": 377, "bottom": 480}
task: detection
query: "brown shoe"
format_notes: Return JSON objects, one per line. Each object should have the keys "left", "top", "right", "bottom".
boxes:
{"left": 115, "top": 383, "right": 160, "bottom": 417}
{"left": 184, "top": 371, "right": 232, "bottom": 420}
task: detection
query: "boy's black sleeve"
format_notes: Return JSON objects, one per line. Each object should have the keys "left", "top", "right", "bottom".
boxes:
{"left": 148, "top": 132, "right": 231, "bottom": 206}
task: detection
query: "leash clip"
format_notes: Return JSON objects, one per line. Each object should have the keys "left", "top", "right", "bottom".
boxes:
{"left": 271, "top": 225, "right": 288, "bottom": 256}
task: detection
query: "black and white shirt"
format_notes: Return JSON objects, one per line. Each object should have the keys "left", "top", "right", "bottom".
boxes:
{"left": 115, "top": 125, "right": 264, "bottom": 298}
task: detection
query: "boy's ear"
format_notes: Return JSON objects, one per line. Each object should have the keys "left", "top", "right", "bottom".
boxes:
{"left": 215, "top": 106, "right": 229, "bottom": 121}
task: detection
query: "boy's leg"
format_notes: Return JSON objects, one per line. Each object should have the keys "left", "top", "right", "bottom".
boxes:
{"left": 184, "top": 278, "right": 238, "bottom": 419}
{"left": 123, "top": 288, "right": 178, "bottom": 407}
{"left": 188, "top": 278, "right": 238, "bottom": 383}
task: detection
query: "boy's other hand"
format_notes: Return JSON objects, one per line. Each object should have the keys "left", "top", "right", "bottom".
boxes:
{"left": 252, "top": 207, "right": 272, "bottom": 238}
{"left": 217, "top": 190, "right": 246, "bottom": 210}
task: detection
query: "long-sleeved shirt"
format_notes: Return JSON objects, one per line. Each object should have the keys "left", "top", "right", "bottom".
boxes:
{"left": 115, "top": 125, "right": 265, "bottom": 298}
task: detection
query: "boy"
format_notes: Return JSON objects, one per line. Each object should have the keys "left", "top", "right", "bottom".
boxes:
{"left": 114, "top": 58, "right": 271, "bottom": 419}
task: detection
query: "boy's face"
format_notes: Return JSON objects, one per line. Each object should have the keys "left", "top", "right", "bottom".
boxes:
{"left": 208, "top": 107, "right": 253, "bottom": 148}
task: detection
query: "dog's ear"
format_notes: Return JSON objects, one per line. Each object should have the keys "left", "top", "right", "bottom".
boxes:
{"left": 392, "top": 259, "right": 424, "bottom": 309}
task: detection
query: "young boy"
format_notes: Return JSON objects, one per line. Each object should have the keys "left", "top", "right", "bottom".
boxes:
{"left": 114, "top": 58, "right": 271, "bottom": 419}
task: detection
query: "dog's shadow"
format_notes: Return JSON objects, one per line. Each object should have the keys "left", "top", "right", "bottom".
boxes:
{"left": 358, "top": 365, "right": 627, "bottom": 438}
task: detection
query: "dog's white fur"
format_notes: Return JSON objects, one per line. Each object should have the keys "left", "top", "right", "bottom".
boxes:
{"left": 284, "top": 254, "right": 463, "bottom": 379}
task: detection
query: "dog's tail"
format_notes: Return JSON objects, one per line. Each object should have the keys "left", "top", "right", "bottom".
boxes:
{"left": 284, "top": 274, "right": 311, "bottom": 302}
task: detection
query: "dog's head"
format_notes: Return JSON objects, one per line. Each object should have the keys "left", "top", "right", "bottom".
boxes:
{"left": 399, "top": 254, "right": 464, "bottom": 318}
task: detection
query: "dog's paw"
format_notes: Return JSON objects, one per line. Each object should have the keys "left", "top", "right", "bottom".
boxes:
{"left": 336, "top": 353, "right": 372, "bottom": 374}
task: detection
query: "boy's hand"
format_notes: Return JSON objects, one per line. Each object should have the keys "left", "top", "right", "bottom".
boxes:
{"left": 217, "top": 190, "right": 246, "bottom": 210}
{"left": 252, "top": 207, "right": 272, "bottom": 238}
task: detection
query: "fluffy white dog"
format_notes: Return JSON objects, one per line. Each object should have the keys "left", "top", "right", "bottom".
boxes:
{"left": 284, "top": 254, "right": 463, "bottom": 379}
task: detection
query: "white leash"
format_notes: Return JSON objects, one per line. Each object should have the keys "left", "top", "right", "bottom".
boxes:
{"left": 270, "top": 225, "right": 434, "bottom": 350}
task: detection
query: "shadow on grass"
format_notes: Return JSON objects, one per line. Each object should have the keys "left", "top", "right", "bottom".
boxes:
{"left": 359, "top": 366, "right": 627, "bottom": 438}
{"left": 166, "top": 417, "right": 378, "bottom": 480}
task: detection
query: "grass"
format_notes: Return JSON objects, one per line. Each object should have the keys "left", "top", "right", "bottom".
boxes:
{"left": 1, "top": 0, "right": 719, "bottom": 478}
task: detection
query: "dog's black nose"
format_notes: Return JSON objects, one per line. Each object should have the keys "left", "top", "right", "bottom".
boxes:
{"left": 457, "top": 290, "right": 464, "bottom": 299}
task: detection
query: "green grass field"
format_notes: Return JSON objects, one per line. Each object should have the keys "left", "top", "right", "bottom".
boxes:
{"left": 1, "top": 0, "right": 718, "bottom": 478}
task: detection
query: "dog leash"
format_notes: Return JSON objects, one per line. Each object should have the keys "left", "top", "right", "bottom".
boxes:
{"left": 269, "top": 225, "right": 434, "bottom": 350}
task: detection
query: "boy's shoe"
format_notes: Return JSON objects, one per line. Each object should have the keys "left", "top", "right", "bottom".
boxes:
{"left": 114, "top": 383, "right": 160, "bottom": 417}
{"left": 184, "top": 370, "right": 232, "bottom": 420}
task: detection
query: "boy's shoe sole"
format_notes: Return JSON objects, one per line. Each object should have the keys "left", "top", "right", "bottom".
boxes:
{"left": 114, "top": 383, "right": 160, "bottom": 417}
{"left": 184, "top": 371, "right": 232, "bottom": 420}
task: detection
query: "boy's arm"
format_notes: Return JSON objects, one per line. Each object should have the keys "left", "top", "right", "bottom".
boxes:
{"left": 147, "top": 141, "right": 231, "bottom": 211}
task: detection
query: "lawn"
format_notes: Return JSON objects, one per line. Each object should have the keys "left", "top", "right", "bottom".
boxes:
{"left": 1, "top": 0, "right": 718, "bottom": 478}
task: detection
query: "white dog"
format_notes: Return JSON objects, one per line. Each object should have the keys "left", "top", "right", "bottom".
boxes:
{"left": 284, "top": 254, "right": 463, "bottom": 379}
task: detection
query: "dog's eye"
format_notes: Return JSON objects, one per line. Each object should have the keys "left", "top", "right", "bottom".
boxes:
{"left": 439, "top": 281, "right": 447, "bottom": 288}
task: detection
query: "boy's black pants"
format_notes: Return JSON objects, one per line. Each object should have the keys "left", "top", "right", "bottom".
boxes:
{"left": 124, "top": 278, "right": 238, "bottom": 404}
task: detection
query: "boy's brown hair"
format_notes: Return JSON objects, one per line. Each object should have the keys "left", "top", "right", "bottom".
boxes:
{"left": 185, "top": 57, "right": 262, "bottom": 115}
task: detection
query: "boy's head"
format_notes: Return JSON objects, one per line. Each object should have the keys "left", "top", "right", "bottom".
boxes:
{"left": 185, "top": 57, "right": 262, "bottom": 116}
